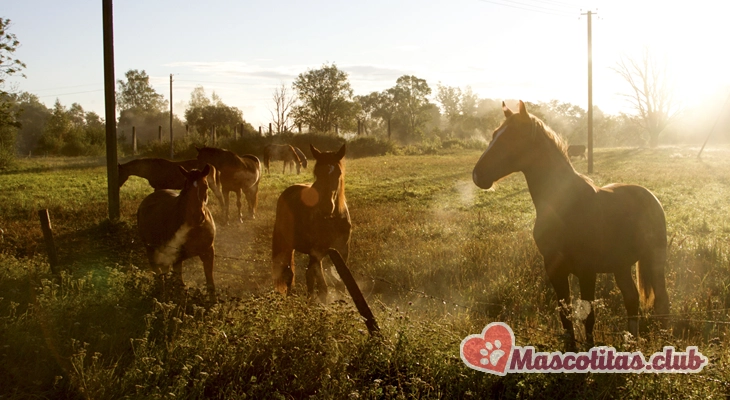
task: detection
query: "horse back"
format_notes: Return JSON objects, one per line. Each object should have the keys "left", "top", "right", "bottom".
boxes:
{"left": 137, "top": 190, "right": 184, "bottom": 247}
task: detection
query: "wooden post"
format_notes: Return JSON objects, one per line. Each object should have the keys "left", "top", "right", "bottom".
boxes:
{"left": 38, "top": 209, "right": 59, "bottom": 274}
{"left": 169, "top": 73, "right": 174, "bottom": 159}
{"left": 328, "top": 249, "right": 379, "bottom": 334}
{"left": 102, "top": 0, "right": 119, "bottom": 221}
{"left": 185, "top": 124, "right": 188, "bottom": 137}
{"left": 335, "top": 124, "right": 339, "bottom": 136}
{"left": 298, "top": 123, "right": 302, "bottom": 134}
{"left": 132, "top": 126, "right": 137, "bottom": 155}
{"left": 234, "top": 124, "right": 238, "bottom": 140}
{"left": 258, "top": 126, "right": 262, "bottom": 135}
{"left": 213, "top": 127, "right": 217, "bottom": 145}
{"left": 387, "top": 118, "right": 391, "bottom": 140}
{"left": 268, "top": 123, "right": 272, "bottom": 135}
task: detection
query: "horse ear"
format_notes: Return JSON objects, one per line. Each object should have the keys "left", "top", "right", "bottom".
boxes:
{"left": 178, "top": 165, "right": 189, "bottom": 177}
{"left": 310, "top": 144, "right": 321, "bottom": 159}
{"left": 335, "top": 143, "right": 346, "bottom": 160}
{"left": 518, "top": 100, "right": 528, "bottom": 116}
{"left": 201, "top": 163, "right": 211, "bottom": 176}
{"left": 502, "top": 101, "right": 513, "bottom": 118}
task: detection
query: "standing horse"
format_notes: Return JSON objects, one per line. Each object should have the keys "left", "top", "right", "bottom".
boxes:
{"left": 118, "top": 158, "right": 225, "bottom": 206}
{"left": 195, "top": 147, "right": 260, "bottom": 224}
{"left": 472, "top": 101, "right": 669, "bottom": 349}
{"left": 272, "top": 143, "right": 350, "bottom": 302}
{"left": 137, "top": 164, "right": 217, "bottom": 301}
{"left": 264, "top": 144, "right": 303, "bottom": 174}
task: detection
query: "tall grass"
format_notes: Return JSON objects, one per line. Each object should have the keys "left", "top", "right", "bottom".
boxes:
{"left": 1, "top": 146, "right": 729, "bottom": 398}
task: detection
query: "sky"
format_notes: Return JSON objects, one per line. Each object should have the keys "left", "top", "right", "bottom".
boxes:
{"left": 4, "top": 0, "right": 730, "bottom": 129}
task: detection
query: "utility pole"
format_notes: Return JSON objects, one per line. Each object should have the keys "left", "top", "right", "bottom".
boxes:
{"left": 582, "top": 10, "right": 596, "bottom": 174}
{"left": 102, "top": 0, "right": 119, "bottom": 221}
{"left": 169, "top": 74, "right": 174, "bottom": 159}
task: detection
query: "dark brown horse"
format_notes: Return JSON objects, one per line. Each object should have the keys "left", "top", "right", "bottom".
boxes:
{"left": 272, "top": 143, "right": 351, "bottom": 302}
{"left": 118, "top": 157, "right": 224, "bottom": 205}
{"left": 472, "top": 101, "right": 669, "bottom": 349}
{"left": 263, "top": 144, "right": 303, "bottom": 174}
{"left": 195, "top": 147, "right": 260, "bottom": 224}
{"left": 137, "top": 164, "right": 217, "bottom": 301}
{"left": 567, "top": 144, "right": 587, "bottom": 159}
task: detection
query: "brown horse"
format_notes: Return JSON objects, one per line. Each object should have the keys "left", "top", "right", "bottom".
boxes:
{"left": 472, "top": 101, "right": 669, "bottom": 349}
{"left": 293, "top": 146, "right": 308, "bottom": 170}
{"left": 272, "top": 143, "right": 350, "bottom": 302}
{"left": 137, "top": 164, "right": 217, "bottom": 301}
{"left": 118, "top": 158, "right": 225, "bottom": 205}
{"left": 264, "top": 144, "right": 303, "bottom": 174}
{"left": 195, "top": 147, "right": 260, "bottom": 224}
{"left": 567, "top": 144, "right": 587, "bottom": 159}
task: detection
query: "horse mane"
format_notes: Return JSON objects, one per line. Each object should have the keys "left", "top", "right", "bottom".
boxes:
{"left": 529, "top": 115, "right": 596, "bottom": 186}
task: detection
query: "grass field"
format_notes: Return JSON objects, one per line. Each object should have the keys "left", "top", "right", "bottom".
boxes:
{"left": 1, "top": 146, "right": 730, "bottom": 398}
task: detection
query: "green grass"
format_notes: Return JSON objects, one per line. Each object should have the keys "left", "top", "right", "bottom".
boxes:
{"left": 1, "top": 146, "right": 730, "bottom": 398}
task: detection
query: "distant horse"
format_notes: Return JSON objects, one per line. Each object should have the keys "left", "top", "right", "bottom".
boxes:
{"left": 264, "top": 144, "right": 303, "bottom": 174}
{"left": 196, "top": 147, "right": 260, "bottom": 224}
{"left": 272, "top": 143, "right": 350, "bottom": 302}
{"left": 137, "top": 164, "right": 217, "bottom": 301}
{"left": 472, "top": 101, "right": 669, "bottom": 349}
{"left": 118, "top": 158, "right": 225, "bottom": 206}
{"left": 567, "top": 144, "right": 587, "bottom": 159}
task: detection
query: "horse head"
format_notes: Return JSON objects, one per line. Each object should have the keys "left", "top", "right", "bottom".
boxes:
{"left": 310, "top": 143, "right": 346, "bottom": 217}
{"left": 179, "top": 164, "right": 211, "bottom": 223}
{"left": 117, "top": 163, "right": 129, "bottom": 187}
{"left": 472, "top": 100, "right": 541, "bottom": 189}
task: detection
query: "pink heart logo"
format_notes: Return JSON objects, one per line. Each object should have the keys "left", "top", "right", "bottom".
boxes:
{"left": 460, "top": 322, "right": 515, "bottom": 375}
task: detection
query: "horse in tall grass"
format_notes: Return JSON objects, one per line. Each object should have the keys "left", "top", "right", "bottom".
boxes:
{"left": 472, "top": 101, "right": 669, "bottom": 349}
{"left": 293, "top": 146, "right": 308, "bottom": 170}
{"left": 118, "top": 158, "right": 225, "bottom": 205}
{"left": 264, "top": 144, "right": 303, "bottom": 174}
{"left": 272, "top": 144, "right": 350, "bottom": 302}
{"left": 137, "top": 164, "right": 217, "bottom": 301}
{"left": 195, "top": 147, "right": 260, "bottom": 224}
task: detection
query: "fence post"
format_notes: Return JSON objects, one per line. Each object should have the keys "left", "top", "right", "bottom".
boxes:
{"left": 259, "top": 126, "right": 262, "bottom": 136}
{"left": 268, "top": 123, "right": 272, "bottom": 136}
{"left": 328, "top": 249, "right": 379, "bottom": 334}
{"left": 158, "top": 125, "right": 162, "bottom": 142}
{"left": 38, "top": 209, "right": 59, "bottom": 275}
{"left": 132, "top": 126, "right": 137, "bottom": 155}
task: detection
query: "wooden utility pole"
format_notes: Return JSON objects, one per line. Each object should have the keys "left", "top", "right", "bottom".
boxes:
{"left": 583, "top": 10, "right": 596, "bottom": 174}
{"left": 38, "top": 209, "right": 59, "bottom": 274}
{"left": 102, "top": 0, "right": 119, "bottom": 221}
{"left": 169, "top": 73, "right": 174, "bottom": 159}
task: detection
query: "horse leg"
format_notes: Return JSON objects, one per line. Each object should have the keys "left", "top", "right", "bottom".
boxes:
{"left": 272, "top": 249, "right": 295, "bottom": 295}
{"left": 244, "top": 182, "right": 258, "bottom": 220}
{"left": 614, "top": 267, "right": 640, "bottom": 338}
{"left": 547, "top": 268, "right": 575, "bottom": 351}
{"left": 200, "top": 247, "right": 216, "bottom": 302}
{"left": 306, "top": 254, "right": 328, "bottom": 303}
{"left": 578, "top": 273, "right": 597, "bottom": 347}
{"left": 222, "top": 189, "right": 231, "bottom": 226}
{"left": 235, "top": 189, "right": 244, "bottom": 223}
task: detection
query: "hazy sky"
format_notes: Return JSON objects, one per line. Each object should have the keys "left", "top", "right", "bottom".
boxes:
{"left": 4, "top": 0, "right": 730, "bottom": 128}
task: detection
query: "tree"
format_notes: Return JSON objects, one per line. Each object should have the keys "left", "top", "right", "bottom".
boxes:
{"left": 13, "top": 92, "right": 51, "bottom": 155}
{"left": 269, "top": 82, "right": 296, "bottom": 134}
{"left": 612, "top": 48, "right": 680, "bottom": 147}
{"left": 0, "top": 18, "right": 26, "bottom": 167}
{"left": 116, "top": 69, "right": 167, "bottom": 113}
{"left": 184, "top": 88, "right": 244, "bottom": 138}
{"left": 292, "top": 63, "right": 357, "bottom": 134}
{"left": 390, "top": 75, "right": 433, "bottom": 142}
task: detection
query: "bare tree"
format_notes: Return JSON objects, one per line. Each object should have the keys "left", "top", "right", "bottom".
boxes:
{"left": 270, "top": 82, "right": 297, "bottom": 134}
{"left": 612, "top": 48, "right": 680, "bottom": 147}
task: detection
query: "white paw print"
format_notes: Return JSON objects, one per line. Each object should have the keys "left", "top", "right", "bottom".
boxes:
{"left": 479, "top": 340, "right": 505, "bottom": 366}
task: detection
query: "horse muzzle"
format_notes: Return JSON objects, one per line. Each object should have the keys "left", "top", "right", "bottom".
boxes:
{"left": 472, "top": 168, "right": 494, "bottom": 190}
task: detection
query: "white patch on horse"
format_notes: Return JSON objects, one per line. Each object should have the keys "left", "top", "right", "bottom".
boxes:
{"left": 154, "top": 223, "right": 192, "bottom": 266}
{"left": 328, "top": 165, "right": 335, "bottom": 175}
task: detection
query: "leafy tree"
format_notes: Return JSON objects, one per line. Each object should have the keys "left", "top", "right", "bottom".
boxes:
{"left": 12, "top": 92, "right": 51, "bottom": 155}
{"left": 390, "top": 75, "right": 433, "bottom": 142}
{"left": 116, "top": 69, "right": 167, "bottom": 113}
{"left": 612, "top": 48, "right": 680, "bottom": 147}
{"left": 184, "top": 88, "right": 244, "bottom": 139}
{"left": 291, "top": 63, "right": 357, "bottom": 134}
{"left": 0, "top": 18, "right": 26, "bottom": 167}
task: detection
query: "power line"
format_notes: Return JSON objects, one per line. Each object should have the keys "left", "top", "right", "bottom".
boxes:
{"left": 478, "top": 0, "right": 575, "bottom": 16}
{"left": 37, "top": 89, "right": 105, "bottom": 98}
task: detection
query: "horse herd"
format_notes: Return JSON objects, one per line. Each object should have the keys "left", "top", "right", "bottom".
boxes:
{"left": 121, "top": 102, "right": 670, "bottom": 350}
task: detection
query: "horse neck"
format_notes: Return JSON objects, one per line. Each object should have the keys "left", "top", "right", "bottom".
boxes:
{"left": 522, "top": 147, "right": 594, "bottom": 216}
{"left": 312, "top": 174, "right": 347, "bottom": 212}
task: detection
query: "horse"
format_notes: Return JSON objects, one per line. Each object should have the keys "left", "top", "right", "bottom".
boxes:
{"left": 271, "top": 143, "right": 350, "bottom": 302}
{"left": 118, "top": 157, "right": 225, "bottom": 206}
{"left": 137, "top": 164, "right": 217, "bottom": 301}
{"left": 195, "top": 147, "right": 260, "bottom": 224}
{"left": 567, "top": 144, "right": 587, "bottom": 159}
{"left": 472, "top": 101, "right": 669, "bottom": 350}
{"left": 263, "top": 144, "right": 303, "bottom": 174}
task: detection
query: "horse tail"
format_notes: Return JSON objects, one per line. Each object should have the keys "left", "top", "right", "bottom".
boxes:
{"left": 636, "top": 191, "right": 670, "bottom": 319}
